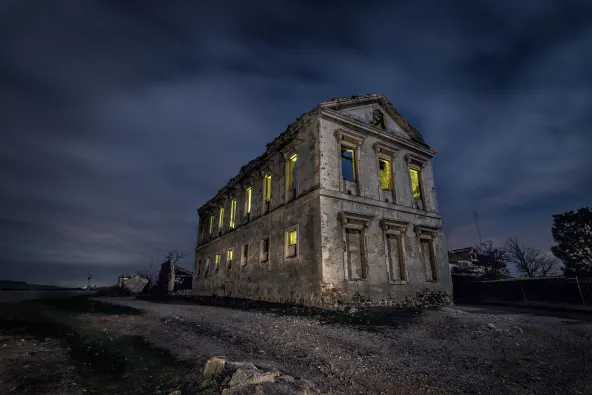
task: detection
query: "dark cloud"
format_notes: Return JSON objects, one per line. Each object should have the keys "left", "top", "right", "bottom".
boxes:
{"left": 1, "top": 0, "right": 591, "bottom": 286}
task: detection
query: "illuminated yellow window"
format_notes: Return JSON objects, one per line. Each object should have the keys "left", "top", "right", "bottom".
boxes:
{"left": 288, "top": 230, "right": 297, "bottom": 246}
{"left": 288, "top": 154, "right": 297, "bottom": 190}
{"left": 209, "top": 216, "right": 214, "bottom": 234}
{"left": 246, "top": 187, "right": 252, "bottom": 214}
{"left": 341, "top": 148, "right": 356, "bottom": 182}
{"left": 264, "top": 174, "right": 272, "bottom": 202}
{"left": 409, "top": 168, "right": 422, "bottom": 200}
{"left": 229, "top": 199, "right": 236, "bottom": 228}
{"left": 218, "top": 207, "right": 224, "bottom": 228}
{"left": 215, "top": 253, "right": 220, "bottom": 266}
{"left": 227, "top": 249, "right": 233, "bottom": 261}
{"left": 379, "top": 158, "right": 392, "bottom": 190}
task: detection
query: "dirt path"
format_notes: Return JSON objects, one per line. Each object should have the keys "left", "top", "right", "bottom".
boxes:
{"left": 90, "top": 298, "right": 592, "bottom": 395}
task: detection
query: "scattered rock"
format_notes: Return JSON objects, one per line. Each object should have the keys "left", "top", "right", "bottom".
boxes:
{"left": 121, "top": 275, "right": 149, "bottom": 294}
{"left": 203, "top": 356, "right": 227, "bottom": 377}
{"left": 227, "top": 361, "right": 258, "bottom": 372}
{"left": 228, "top": 368, "right": 280, "bottom": 387}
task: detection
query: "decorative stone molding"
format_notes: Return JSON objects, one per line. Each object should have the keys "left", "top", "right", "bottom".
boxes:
{"left": 379, "top": 219, "right": 408, "bottom": 235}
{"left": 339, "top": 211, "right": 374, "bottom": 230}
{"left": 242, "top": 177, "right": 254, "bottom": 190}
{"left": 414, "top": 224, "right": 439, "bottom": 239}
{"left": 405, "top": 153, "right": 429, "bottom": 168}
{"left": 215, "top": 195, "right": 228, "bottom": 206}
{"left": 259, "top": 165, "right": 273, "bottom": 178}
{"left": 373, "top": 142, "right": 399, "bottom": 160}
{"left": 334, "top": 128, "right": 365, "bottom": 148}
{"left": 280, "top": 141, "right": 299, "bottom": 161}
{"left": 227, "top": 185, "right": 240, "bottom": 199}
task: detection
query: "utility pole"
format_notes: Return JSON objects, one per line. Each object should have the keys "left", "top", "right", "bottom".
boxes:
{"left": 473, "top": 211, "right": 482, "bottom": 244}
{"left": 87, "top": 274, "right": 92, "bottom": 290}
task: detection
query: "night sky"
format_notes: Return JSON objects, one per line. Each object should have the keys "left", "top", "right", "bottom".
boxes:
{"left": 1, "top": 0, "right": 591, "bottom": 287}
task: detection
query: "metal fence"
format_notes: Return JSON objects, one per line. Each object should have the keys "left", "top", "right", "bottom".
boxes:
{"left": 452, "top": 275, "right": 592, "bottom": 307}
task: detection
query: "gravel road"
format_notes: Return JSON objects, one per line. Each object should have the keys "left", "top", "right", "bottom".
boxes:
{"left": 90, "top": 298, "right": 592, "bottom": 395}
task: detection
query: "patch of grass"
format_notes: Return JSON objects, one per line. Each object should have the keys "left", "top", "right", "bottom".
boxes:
{"left": 0, "top": 296, "right": 199, "bottom": 395}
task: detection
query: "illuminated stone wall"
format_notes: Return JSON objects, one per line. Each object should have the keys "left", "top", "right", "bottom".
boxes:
{"left": 194, "top": 94, "right": 452, "bottom": 307}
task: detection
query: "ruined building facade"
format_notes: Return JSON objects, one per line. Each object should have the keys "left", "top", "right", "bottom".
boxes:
{"left": 193, "top": 94, "right": 452, "bottom": 307}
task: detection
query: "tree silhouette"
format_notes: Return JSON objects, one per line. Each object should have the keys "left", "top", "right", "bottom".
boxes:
{"left": 474, "top": 240, "right": 510, "bottom": 279}
{"left": 551, "top": 207, "right": 592, "bottom": 277}
{"left": 504, "top": 237, "right": 558, "bottom": 277}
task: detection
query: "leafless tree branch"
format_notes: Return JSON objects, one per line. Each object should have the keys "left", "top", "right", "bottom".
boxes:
{"left": 504, "top": 236, "right": 558, "bottom": 277}
{"left": 165, "top": 251, "right": 187, "bottom": 265}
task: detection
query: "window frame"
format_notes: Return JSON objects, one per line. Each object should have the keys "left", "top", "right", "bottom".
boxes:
{"left": 241, "top": 244, "right": 249, "bottom": 266}
{"left": 215, "top": 253, "right": 221, "bottom": 272}
{"left": 218, "top": 207, "right": 225, "bottom": 230}
{"left": 285, "top": 225, "right": 299, "bottom": 259}
{"left": 415, "top": 225, "right": 440, "bottom": 282}
{"left": 229, "top": 199, "right": 237, "bottom": 229}
{"left": 334, "top": 128, "right": 364, "bottom": 196}
{"left": 373, "top": 141, "right": 398, "bottom": 203}
{"left": 380, "top": 219, "right": 409, "bottom": 284}
{"left": 227, "top": 249, "right": 233, "bottom": 271}
{"left": 285, "top": 152, "right": 298, "bottom": 202}
{"left": 263, "top": 174, "right": 272, "bottom": 203}
{"left": 378, "top": 157, "right": 393, "bottom": 191}
{"left": 339, "top": 211, "right": 374, "bottom": 281}
{"left": 409, "top": 166, "right": 424, "bottom": 209}
{"left": 341, "top": 147, "right": 356, "bottom": 182}
{"left": 245, "top": 187, "right": 252, "bottom": 216}
{"left": 260, "top": 237, "right": 270, "bottom": 263}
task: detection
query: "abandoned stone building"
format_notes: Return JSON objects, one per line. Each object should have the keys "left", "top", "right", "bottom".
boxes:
{"left": 193, "top": 93, "right": 452, "bottom": 307}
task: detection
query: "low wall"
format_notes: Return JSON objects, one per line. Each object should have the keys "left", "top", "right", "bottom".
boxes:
{"left": 452, "top": 275, "right": 592, "bottom": 311}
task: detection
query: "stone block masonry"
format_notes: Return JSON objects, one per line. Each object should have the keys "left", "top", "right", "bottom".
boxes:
{"left": 194, "top": 93, "right": 452, "bottom": 308}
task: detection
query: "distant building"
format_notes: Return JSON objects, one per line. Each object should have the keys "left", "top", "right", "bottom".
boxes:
{"left": 194, "top": 93, "right": 453, "bottom": 307}
{"left": 448, "top": 247, "right": 482, "bottom": 275}
{"left": 159, "top": 260, "right": 193, "bottom": 293}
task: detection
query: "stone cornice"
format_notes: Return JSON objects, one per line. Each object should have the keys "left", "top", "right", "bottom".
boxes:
{"left": 405, "top": 153, "right": 430, "bottom": 168}
{"left": 196, "top": 110, "right": 319, "bottom": 213}
{"left": 373, "top": 141, "right": 399, "bottom": 159}
{"left": 414, "top": 224, "right": 440, "bottom": 239}
{"left": 320, "top": 109, "right": 435, "bottom": 158}
{"left": 380, "top": 218, "right": 408, "bottom": 234}
{"left": 333, "top": 127, "right": 366, "bottom": 147}
{"left": 339, "top": 210, "right": 374, "bottom": 229}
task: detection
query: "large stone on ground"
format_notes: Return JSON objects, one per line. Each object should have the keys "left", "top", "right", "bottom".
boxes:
{"left": 203, "top": 356, "right": 227, "bottom": 377}
{"left": 228, "top": 368, "right": 280, "bottom": 387}
{"left": 121, "top": 275, "right": 149, "bottom": 294}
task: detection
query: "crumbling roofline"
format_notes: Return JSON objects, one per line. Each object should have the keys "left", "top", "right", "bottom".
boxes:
{"left": 197, "top": 108, "right": 320, "bottom": 214}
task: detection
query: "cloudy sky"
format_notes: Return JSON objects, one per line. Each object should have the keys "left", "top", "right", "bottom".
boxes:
{"left": 1, "top": 0, "right": 591, "bottom": 287}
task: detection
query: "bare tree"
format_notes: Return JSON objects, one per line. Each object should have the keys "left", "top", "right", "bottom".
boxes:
{"left": 474, "top": 240, "right": 510, "bottom": 279}
{"left": 165, "top": 251, "right": 187, "bottom": 265}
{"left": 136, "top": 261, "right": 156, "bottom": 281}
{"left": 504, "top": 237, "right": 558, "bottom": 277}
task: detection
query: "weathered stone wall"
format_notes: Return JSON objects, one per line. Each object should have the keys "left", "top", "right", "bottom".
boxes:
{"left": 193, "top": 95, "right": 452, "bottom": 309}
{"left": 194, "top": 121, "right": 323, "bottom": 305}
{"left": 317, "top": 113, "right": 452, "bottom": 306}
{"left": 195, "top": 195, "right": 322, "bottom": 305}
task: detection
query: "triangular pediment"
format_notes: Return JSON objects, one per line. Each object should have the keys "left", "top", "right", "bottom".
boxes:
{"left": 319, "top": 94, "right": 425, "bottom": 144}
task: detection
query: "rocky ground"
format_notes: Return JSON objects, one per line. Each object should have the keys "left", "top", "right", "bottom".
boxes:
{"left": 1, "top": 296, "right": 591, "bottom": 394}
{"left": 88, "top": 298, "right": 592, "bottom": 395}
